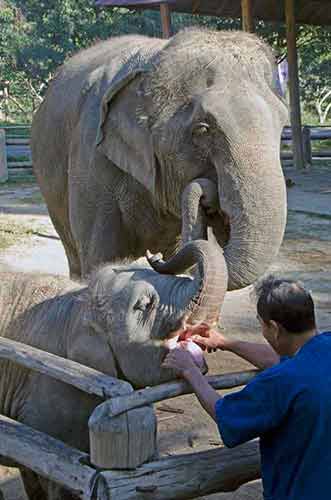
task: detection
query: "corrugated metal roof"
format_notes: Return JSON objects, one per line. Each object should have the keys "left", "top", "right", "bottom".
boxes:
{"left": 96, "top": 0, "right": 331, "bottom": 26}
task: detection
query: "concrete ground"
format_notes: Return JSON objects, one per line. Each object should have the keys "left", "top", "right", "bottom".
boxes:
{"left": 0, "top": 164, "right": 330, "bottom": 499}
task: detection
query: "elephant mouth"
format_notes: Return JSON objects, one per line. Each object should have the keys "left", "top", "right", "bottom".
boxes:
{"left": 204, "top": 206, "right": 231, "bottom": 249}
{"left": 164, "top": 329, "right": 206, "bottom": 371}
{"left": 181, "top": 178, "right": 231, "bottom": 251}
{"left": 198, "top": 178, "right": 231, "bottom": 248}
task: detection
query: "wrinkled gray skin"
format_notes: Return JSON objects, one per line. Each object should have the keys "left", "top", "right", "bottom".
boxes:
{"left": 0, "top": 240, "right": 228, "bottom": 500}
{"left": 32, "top": 28, "right": 288, "bottom": 288}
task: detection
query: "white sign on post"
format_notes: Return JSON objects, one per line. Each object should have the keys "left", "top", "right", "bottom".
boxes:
{"left": 276, "top": 58, "right": 289, "bottom": 97}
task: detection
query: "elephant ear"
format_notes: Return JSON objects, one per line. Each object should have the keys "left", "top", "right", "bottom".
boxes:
{"left": 96, "top": 65, "right": 156, "bottom": 196}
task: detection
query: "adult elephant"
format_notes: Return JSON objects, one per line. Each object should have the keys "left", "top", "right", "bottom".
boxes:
{"left": 32, "top": 28, "right": 288, "bottom": 286}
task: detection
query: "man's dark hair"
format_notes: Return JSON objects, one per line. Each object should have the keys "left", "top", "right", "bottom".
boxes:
{"left": 255, "top": 275, "right": 316, "bottom": 334}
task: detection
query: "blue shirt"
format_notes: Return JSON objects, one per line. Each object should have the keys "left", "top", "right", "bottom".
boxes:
{"left": 215, "top": 332, "right": 331, "bottom": 500}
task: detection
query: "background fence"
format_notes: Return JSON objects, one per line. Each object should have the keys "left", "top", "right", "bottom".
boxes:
{"left": 0, "top": 124, "right": 331, "bottom": 183}
{"left": 0, "top": 125, "right": 32, "bottom": 182}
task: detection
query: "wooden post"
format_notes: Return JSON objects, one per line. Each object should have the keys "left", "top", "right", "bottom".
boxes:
{"left": 302, "top": 126, "right": 312, "bottom": 168}
{"left": 160, "top": 3, "right": 172, "bottom": 39}
{"left": 89, "top": 401, "right": 157, "bottom": 470}
{"left": 285, "top": 0, "right": 305, "bottom": 169}
{"left": 241, "top": 0, "right": 254, "bottom": 32}
{"left": 0, "top": 129, "right": 8, "bottom": 183}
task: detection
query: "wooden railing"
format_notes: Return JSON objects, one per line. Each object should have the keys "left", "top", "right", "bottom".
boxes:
{"left": 281, "top": 125, "right": 331, "bottom": 167}
{"left": 1, "top": 125, "right": 330, "bottom": 183}
{"left": 0, "top": 336, "right": 260, "bottom": 499}
{"left": 0, "top": 125, "right": 32, "bottom": 181}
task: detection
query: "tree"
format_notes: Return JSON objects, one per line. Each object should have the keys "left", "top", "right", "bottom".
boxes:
{"left": 315, "top": 88, "right": 331, "bottom": 124}
{"left": 1, "top": 1, "right": 331, "bottom": 124}
{"left": 297, "top": 26, "right": 331, "bottom": 124}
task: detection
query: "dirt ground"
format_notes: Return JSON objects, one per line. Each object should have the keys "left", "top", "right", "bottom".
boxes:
{"left": 0, "top": 165, "right": 330, "bottom": 499}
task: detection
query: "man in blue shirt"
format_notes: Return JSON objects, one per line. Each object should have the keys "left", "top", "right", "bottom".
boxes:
{"left": 163, "top": 275, "right": 331, "bottom": 500}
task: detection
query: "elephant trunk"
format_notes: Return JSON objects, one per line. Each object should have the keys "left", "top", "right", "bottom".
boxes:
{"left": 147, "top": 239, "right": 228, "bottom": 325}
{"left": 215, "top": 143, "right": 287, "bottom": 290}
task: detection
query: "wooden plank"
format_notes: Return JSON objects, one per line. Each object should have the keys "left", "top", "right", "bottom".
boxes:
{"left": 97, "top": 370, "right": 258, "bottom": 418}
{"left": 0, "top": 414, "right": 96, "bottom": 499}
{"left": 282, "top": 151, "right": 331, "bottom": 159}
{"left": 0, "top": 130, "right": 8, "bottom": 183}
{"left": 99, "top": 440, "right": 260, "bottom": 499}
{"left": 0, "top": 337, "right": 132, "bottom": 399}
{"left": 241, "top": 0, "right": 254, "bottom": 32}
{"left": 8, "top": 168, "right": 34, "bottom": 177}
{"left": 2, "top": 125, "right": 30, "bottom": 129}
{"left": 6, "top": 138, "right": 30, "bottom": 145}
{"left": 285, "top": 0, "right": 305, "bottom": 169}
{"left": 7, "top": 161, "right": 32, "bottom": 167}
{"left": 282, "top": 127, "right": 331, "bottom": 141}
{"left": 160, "top": 3, "right": 172, "bottom": 38}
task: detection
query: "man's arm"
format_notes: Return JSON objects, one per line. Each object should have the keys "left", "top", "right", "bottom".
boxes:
{"left": 191, "top": 328, "right": 279, "bottom": 369}
{"left": 163, "top": 343, "right": 288, "bottom": 449}
{"left": 162, "top": 347, "right": 221, "bottom": 421}
{"left": 225, "top": 340, "right": 279, "bottom": 369}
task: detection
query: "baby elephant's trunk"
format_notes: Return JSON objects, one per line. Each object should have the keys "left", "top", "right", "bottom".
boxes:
{"left": 147, "top": 239, "right": 228, "bottom": 326}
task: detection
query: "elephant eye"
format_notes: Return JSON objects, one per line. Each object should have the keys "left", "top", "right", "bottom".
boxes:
{"left": 192, "top": 122, "right": 210, "bottom": 137}
{"left": 133, "top": 295, "right": 154, "bottom": 313}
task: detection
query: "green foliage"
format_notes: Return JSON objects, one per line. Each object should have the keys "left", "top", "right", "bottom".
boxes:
{"left": 0, "top": 1, "right": 330, "bottom": 124}
{"left": 297, "top": 26, "right": 331, "bottom": 122}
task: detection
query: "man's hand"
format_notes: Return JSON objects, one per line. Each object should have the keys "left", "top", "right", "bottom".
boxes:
{"left": 162, "top": 343, "right": 200, "bottom": 379}
{"left": 191, "top": 328, "right": 230, "bottom": 352}
{"left": 163, "top": 343, "right": 221, "bottom": 421}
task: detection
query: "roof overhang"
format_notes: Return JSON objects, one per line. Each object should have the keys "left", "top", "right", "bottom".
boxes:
{"left": 96, "top": 0, "right": 331, "bottom": 26}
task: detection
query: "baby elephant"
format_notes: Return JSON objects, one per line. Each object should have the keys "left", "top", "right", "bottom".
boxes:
{"left": 0, "top": 239, "right": 227, "bottom": 500}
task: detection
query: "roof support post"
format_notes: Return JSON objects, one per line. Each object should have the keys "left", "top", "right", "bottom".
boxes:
{"left": 160, "top": 3, "right": 172, "bottom": 38}
{"left": 241, "top": 0, "right": 254, "bottom": 32}
{"left": 285, "top": 0, "right": 306, "bottom": 169}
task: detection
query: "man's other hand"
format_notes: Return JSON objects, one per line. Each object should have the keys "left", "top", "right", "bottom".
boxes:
{"left": 191, "top": 328, "right": 229, "bottom": 352}
{"left": 162, "top": 343, "right": 199, "bottom": 379}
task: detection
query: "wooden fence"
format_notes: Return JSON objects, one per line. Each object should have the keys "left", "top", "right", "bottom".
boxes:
{"left": 281, "top": 125, "right": 331, "bottom": 167}
{"left": 0, "top": 336, "right": 260, "bottom": 499}
{"left": 0, "top": 125, "right": 32, "bottom": 182}
{"left": 0, "top": 125, "right": 331, "bottom": 182}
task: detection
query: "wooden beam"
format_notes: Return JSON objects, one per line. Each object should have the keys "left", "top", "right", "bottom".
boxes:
{"left": 241, "top": 0, "right": 254, "bottom": 32}
{"left": 0, "top": 414, "right": 95, "bottom": 499}
{"left": 0, "top": 337, "right": 132, "bottom": 399}
{"left": 285, "top": 0, "right": 305, "bottom": 169}
{"left": 160, "top": 3, "right": 172, "bottom": 38}
{"left": 98, "top": 440, "right": 260, "bottom": 499}
{"left": 94, "top": 370, "right": 259, "bottom": 419}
